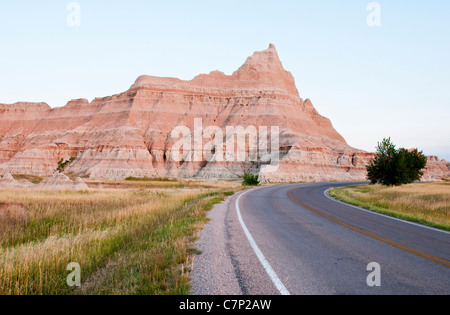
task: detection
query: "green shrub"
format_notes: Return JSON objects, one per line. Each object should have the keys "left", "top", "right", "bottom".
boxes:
{"left": 367, "top": 138, "right": 427, "bottom": 186}
{"left": 242, "top": 171, "right": 260, "bottom": 186}
{"left": 57, "top": 157, "right": 76, "bottom": 173}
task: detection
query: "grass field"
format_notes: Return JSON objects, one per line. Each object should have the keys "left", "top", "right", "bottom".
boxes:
{"left": 330, "top": 182, "right": 450, "bottom": 231}
{"left": 0, "top": 180, "right": 240, "bottom": 295}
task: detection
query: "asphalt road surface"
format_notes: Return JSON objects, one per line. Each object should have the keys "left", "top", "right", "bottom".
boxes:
{"left": 191, "top": 182, "right": 450, "bottom": 295}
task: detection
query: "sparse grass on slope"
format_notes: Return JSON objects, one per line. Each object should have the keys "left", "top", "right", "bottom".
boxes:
{"left": 12, "top": 174, "right": 45, "bottom": 184}
{"left": 330, "top": 182, "right": 450, "bottom": 231}
{"left": 0, "top": 187, "right": 238, "bottom": 295}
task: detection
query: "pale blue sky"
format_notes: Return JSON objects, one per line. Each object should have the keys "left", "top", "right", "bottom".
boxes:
{"left": 0, "top": 1, "right": 449, "bottom": 159}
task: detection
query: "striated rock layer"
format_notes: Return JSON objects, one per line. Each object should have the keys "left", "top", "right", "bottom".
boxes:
{"left": 422, "top": 156, "right": 450, "bottom": 182}
{"left": 0, "top": 45, "right": 448, "bottom": 182}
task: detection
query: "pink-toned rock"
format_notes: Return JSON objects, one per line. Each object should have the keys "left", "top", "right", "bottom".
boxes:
{"left": 0, "top": 172, "right": 34, "bottom": 188}
{"left": 422, "top": 157, "right": 450, "bottom": 181}
{"left": 0, "top": 45, "right": 448, "bottom": 182}
{"left": 37, "top": 172, "right": 89, "bottom": 191}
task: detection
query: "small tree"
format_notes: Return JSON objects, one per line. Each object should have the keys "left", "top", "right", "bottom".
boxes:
{"left": 367, "top": 138, "right": 427, "bottom": 186}
{"left": 242, "top": 171, "right": 260, "bottom": 186}
{"left": 57, "top": 157, "right": 76, "bottom": 173}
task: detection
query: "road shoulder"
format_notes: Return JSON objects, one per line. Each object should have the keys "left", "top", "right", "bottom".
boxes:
{"left": 190, "top": 194, "right": 242, "bottom": 295}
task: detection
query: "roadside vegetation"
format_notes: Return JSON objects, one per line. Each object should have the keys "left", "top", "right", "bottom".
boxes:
{"left": 242, "top": 171, "right": 260, "bottom": 186}
{"left": 330, "top": 182, "right": 450, "bottom": 231}
{"left": 366, "top": 138, "right": 427, "bottom": 186}
{"left": 86, "top": 178, "right": 239, "bottom": 190}
{"left": 0, "top": 180, "right": 240, "bottom": 295}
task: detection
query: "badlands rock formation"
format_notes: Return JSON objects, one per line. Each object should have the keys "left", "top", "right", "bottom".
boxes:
{"left": 422, "top": 156, "right": 450, "bottom": 182}
{"left": 0, "top": 44, "right": 448, "bottom": 182}
{"left": 0, "top": 172, "right": 89, "bottom": 190}
{"left": 0, "top": 173, "right": 34, "bottom": 188}
{"left": 38, "top": 172, "right": 89, "bottom": 191}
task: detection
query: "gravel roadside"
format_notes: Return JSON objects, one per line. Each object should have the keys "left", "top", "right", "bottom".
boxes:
{"left": 190, "top": 194, "right": 243, "bottom": 295}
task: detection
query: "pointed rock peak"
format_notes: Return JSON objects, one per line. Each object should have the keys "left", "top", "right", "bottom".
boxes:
{"left": 230, "top": 44, "right": 300, "bottom": 98}
{"left": 267, "top": 43, "right": 279, "bottom": 56}
{"left": 238, "top": 44, "right": 284, "bottom": 73}
{"left": 304, "top": 98, "right": 319, "bottom": 114}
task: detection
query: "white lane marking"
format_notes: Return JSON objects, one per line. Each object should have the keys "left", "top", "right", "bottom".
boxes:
{"left": 235, "top": 189, "right": 291, "bottom": 296}
{"left": 324, "top": 188, "right": 450, "bottom": 235}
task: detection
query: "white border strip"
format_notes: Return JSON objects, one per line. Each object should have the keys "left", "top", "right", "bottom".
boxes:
{"left": 324, "top": 188, "right": 450, "bottom": 235}
{"left": 235, "top": 189, "right": 291, "bottom": 295}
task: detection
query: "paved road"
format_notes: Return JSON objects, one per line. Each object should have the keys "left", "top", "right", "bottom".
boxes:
{"left": 192, "top": 182, "right": 450, "bottom": 295}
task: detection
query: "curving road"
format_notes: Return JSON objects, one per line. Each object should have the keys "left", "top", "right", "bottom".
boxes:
{"left": 192, "top": 182, "right": 450, "bottom": 295}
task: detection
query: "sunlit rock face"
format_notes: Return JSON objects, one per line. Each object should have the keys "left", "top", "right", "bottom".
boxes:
{"left": 0, "top": 45, "right": 448, "bottom": 182}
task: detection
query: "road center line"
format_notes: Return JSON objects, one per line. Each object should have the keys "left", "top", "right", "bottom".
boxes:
{"left": 324, "top": 188, "right": 450, "bottom": 235}
{"left": 235, "top": 189, "right": 291, "bottom": 295}
{"left": 287, "top": 188, "right": 450, "bottom": 268}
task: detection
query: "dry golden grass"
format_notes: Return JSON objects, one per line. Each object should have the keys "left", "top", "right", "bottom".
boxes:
{"left": 330, "top": 182, "right": 450, "bottom": 230}
{"left": 0, "top": 181, "right": 241, "bottom": 295}
{"left": 85, "top": 178, "right": 241, "bottom": 191}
